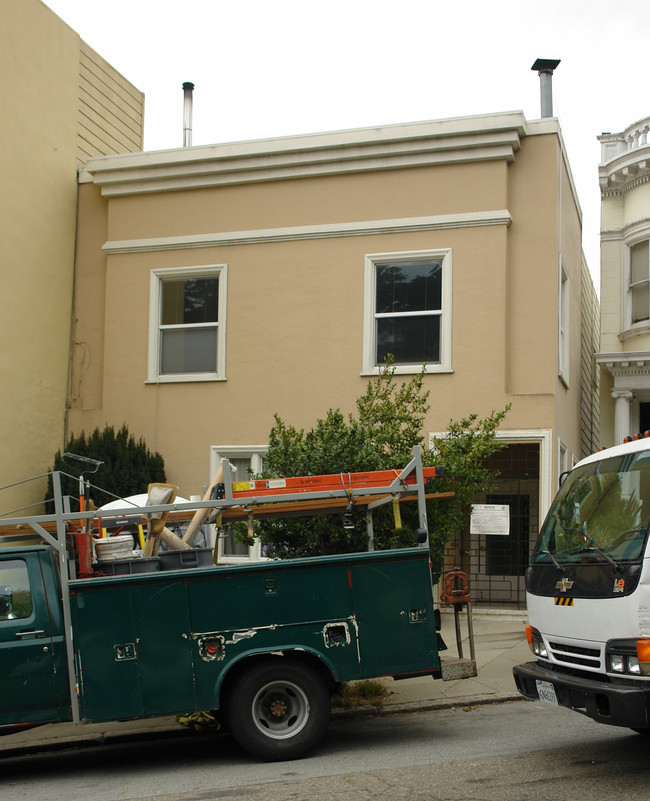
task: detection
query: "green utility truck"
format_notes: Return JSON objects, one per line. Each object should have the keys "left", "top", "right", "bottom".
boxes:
{"left": 0, "top": 448, "right": 475, "bottom": 760}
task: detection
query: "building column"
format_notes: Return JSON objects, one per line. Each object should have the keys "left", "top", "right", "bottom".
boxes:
{"left": 612, "top": 390, "right": 634, "bottom": 444}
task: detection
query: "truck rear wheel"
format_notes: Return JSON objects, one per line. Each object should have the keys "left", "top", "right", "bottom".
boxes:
{"left": 227, "top": 659, "right": 330, "bottom": 761}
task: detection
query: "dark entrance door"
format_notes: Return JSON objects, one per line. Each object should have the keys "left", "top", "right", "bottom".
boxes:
{"left": 485, "top": 493, "right": 530, "bottom": 577}
{"left": 445, "top": 443, "right": 540, "bottom": 608}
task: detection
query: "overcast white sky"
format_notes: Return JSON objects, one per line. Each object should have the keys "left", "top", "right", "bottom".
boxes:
{"left": 45, "top": 0, "right": 650, "bottom": 289}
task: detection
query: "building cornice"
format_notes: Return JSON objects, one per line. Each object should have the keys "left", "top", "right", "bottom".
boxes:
{"left": 102, "top": 210, "right": 512, "bottom": 254}
{"left": 600, "top": 163, "right": 650, "bottom": 197}
{"left": 82, "top": 111, "right": 534, "bottom": 197}
{"left": 595, "top": 351, "right": 650, "bottom": 377}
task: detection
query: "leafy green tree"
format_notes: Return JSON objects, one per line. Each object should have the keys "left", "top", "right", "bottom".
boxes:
{"left": 258, "top": 410, "right": 395, "bottom": 557}
{"left": 355, "top": 357, "right": 429, "bottom": 467}
{"left": 256, "top": 358, "right": 510, "bottom": 565}
{"left": 257, "top": 360, "right": 429, "bottom": 558}
{"left": 46, "top": 424, "right": 166, "bottom": 508}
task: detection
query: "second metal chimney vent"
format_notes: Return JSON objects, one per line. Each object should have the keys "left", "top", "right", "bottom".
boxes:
{"left": 183, "top": 82, "right": 194, "bottom": 147}
{"left": 531, "top": 59, "right": 560, "bottom": 118}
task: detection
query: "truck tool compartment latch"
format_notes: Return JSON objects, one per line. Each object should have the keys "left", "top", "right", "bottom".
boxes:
{"left": 15, "top": 629, "right": 46, "bottom": 639}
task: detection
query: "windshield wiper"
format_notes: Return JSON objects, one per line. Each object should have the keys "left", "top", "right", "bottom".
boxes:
{"left": 574, "top": 524, "right": 623, "bottom": 573}
{"left": 539, "top": 549, "right": 566, "bottom": 573}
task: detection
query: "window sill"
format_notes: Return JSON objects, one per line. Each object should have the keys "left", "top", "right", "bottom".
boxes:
{"left": 361, "top": 365, "right": 453, "bottom": 376}
{"left": 146, "top": 374, "right": 226, "bottom": 384}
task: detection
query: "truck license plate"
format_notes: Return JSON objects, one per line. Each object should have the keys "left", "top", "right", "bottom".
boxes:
{"left": 536, "top": 679, "right": 558, "bottom": 706}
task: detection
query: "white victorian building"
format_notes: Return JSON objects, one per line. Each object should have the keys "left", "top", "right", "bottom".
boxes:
{"left": 597, "top": 116, "right": 650, "bottom": 446}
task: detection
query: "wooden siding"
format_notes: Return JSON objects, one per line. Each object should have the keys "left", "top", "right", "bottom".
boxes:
{"left": 580, "top": 258, "right": 600, "bottom": 458}
{"left": 77, "top": 41, "right": 143, "bottom": 162}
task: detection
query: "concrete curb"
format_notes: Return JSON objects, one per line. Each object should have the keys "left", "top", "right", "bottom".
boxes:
{"left": 0, "top": 693, "right": 525, "bottom": 760}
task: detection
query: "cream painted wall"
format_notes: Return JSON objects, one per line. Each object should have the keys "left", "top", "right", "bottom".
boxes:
{"left": 1, "top": 1, "right": 80, "bottom": 510}
{"left": 599, "top": 239, "right": 622, "bottom": 352}
{"left": 69, "top": 123, "right": 587, "bottom": 497}
{"left": 0, "top": 0, "right": 143, "bottom": 513}
{"left": 555, "top": 145, "right": 589, "bottom": 464}
{"left": 601, "top": 196, "right": 625, "bottom": 231}
{"left": 623, "top": 183, "right": 650, "bottom": 227}
{"left": 70, "top": 182, "right": 109, "bottom": 413}
{"left": 71, "top": 226, "right": 515, "bottom": 496}
{"left": 105, "top": 161, "right": 507, "bottom": 243}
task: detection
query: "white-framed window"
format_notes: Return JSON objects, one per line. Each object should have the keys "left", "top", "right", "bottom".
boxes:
{"left": 558, "top": 258, "right": 569, "bottom": 385}
{"left": 629, "top": 239, "right": 650, "bottom": 325}
{"left": 148, "top": 264, "right": 227, "bottom": 383}
{"left": 363, "top": 249, "right": 452, "bottom": 375}
{"left": 210, "top": 445, "right": 268, "bottom": 563}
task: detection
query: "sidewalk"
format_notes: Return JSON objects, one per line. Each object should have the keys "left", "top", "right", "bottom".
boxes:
{"left": 374, "top": 606, "right": 529, "bottom": 715}
{"left": 0, "top": 607, "right": 530, "bottom": 758}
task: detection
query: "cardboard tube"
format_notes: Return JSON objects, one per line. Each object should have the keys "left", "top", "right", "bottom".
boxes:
{"left": 159, "top": 526, "right": 191, "bottom": 550}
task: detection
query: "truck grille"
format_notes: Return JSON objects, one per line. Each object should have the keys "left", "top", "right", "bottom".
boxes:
{"left": 548, "top": 640, "right": 602, "bottom": 670}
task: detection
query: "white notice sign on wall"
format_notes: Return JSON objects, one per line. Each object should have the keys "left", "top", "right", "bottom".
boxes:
{"left": 470, "top": 504, "right": 510, "bottom": 536}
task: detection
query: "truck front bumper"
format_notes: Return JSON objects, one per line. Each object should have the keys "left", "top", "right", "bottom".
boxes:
{"left": 513, "top": 661, "right": 650, "bottom": 730}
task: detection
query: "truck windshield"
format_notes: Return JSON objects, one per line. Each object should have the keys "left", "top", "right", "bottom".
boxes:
{"left": 534, "top": 450, "right": 650, "bottom": 567}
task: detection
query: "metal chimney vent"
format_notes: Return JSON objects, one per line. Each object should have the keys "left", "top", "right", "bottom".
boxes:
{"left": 531, "top": 59, "right": 560, "bottom": 118}
{"left": 183, "top": 82, "right": 194, "bottom": 147}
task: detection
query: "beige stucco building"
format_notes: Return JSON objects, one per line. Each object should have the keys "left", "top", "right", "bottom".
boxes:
{"left": 597, "top": 116, "right": 650, "bottom": 445}
{"left": 68, "top": 111, "right": 598, "bottom": 603}
{"left": 0, "top": 0, "right": 143, "bottom": 515}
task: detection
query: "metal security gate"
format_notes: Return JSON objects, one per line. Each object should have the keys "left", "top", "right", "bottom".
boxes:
{"left": 443, "top": 443, "right": 540, "bottom": 608}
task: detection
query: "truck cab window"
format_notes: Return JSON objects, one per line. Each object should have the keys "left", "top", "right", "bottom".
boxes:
{"left": 0, "top": 561, "right": 32, "bottom": 620}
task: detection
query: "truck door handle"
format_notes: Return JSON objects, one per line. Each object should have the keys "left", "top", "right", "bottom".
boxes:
{"left": 15, "top": 630, "right": 46, "bottom": 639}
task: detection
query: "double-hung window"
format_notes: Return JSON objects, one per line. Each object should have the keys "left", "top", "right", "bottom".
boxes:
{"left": 148, "top": 265, "right": 227, "bottom": 382}
{"left": 630, "top": 240, "right": 650, "bottom": 325}
{"left": 363, "top": 249, "right": 451, "bottom": 374}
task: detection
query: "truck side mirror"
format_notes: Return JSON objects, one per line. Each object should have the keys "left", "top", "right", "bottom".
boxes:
{"left": 414, "top": 528, "right": 428, "bottom": 545}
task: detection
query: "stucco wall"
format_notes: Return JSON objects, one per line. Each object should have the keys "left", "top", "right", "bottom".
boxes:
{"left": 0, "top": 0, "right": 143, "bottom": 513}
{"left": 69, "top": 120, "right": 585, "bottom": 498}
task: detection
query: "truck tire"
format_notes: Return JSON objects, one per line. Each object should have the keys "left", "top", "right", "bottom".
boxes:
{"left": 227, "top": 659, "right": 330, "bottom": 761}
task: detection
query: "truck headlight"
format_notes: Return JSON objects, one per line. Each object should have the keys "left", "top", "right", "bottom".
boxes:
{"left": 526, "top": 626, "right": 548, "bottom": 659}
{"left": 608, "top": 653, "right": 624, "bottom": 672}
{"left": 532, "top": 639, "right": 548, "bottom": 658}
{"left": 606, "top": 639, "right": 650, "bottom": 676}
